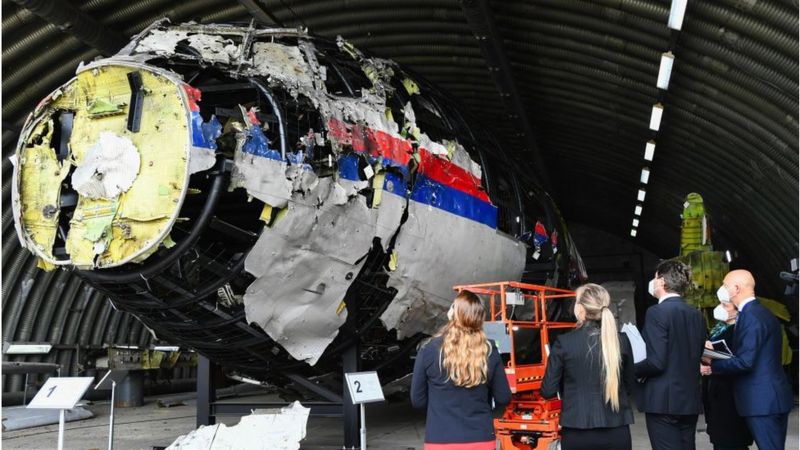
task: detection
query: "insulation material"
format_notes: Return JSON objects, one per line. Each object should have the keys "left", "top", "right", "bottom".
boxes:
{"left": 244, "top": 179, "right": 377, "bottom": 364}
{"left": 382, "top": 199, "right": 526, "bottom": 338}
{"left": 135, "top": 29, "right": 189, "bottom": 54}
{"left": 13, "top": 64, "right": 192, "bottom": 268}
{"left": 185, "top": 34, "right": 241, "bottom": 64}
{"left": 167, "top": 401, "right": 309, "bottom": 450}
{"left": 71, "top": 132, "right": 141, "bottom": 199}
{"left": 250, "top": 43, "right": 315, "bottom": 97}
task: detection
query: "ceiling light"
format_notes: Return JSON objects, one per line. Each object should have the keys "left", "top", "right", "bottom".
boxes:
{"left": 645, "top": 141, "right": 656, "bottom": 161}
{"left": 630, "top": 229, "right": 638, "bottom": 237}
{"left": 649, "top": 103, "right": 664, "bottom": 131}
{"left": 640, "top": 167, "right": 651, "bottom": 184}
{"left": 3, "top": 342, "right": 52, "bottom": 354}
{"left": 637, "top": 189, "right": 646, "bottom": 202}
{"left": 657, "top": 52, "right": 674, "bottom": 90}
{"left": 634, "top": 204, "right": 643, "bottom": 216}
{"left": 632, "top": 218, "right": 640, "bottom": 227}
{"left": 668, "top": 0, "right": 688, "bottom": 30}
{"left": 725, "top": 250, "right": 732, "bottom": 263}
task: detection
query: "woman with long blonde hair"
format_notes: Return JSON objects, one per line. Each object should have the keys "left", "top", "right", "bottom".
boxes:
{"left": 411, "top": 290, "right": 512, "bottom": 450}
{"left": 541, "top": 283, "right": 635, "bottom": 450}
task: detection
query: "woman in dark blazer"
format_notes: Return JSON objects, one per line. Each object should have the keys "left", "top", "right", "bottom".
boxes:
{"left": 541, "top": 283, "right": 635, "bottom": 450}
{"left": 411, "top": 290, "right": 512, "bottom": 450}
{"left": 701, "top": 299, "right": 753, "bottom": 450}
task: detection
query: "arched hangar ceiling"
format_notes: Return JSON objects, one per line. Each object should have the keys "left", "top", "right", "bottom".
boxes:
{"left": 2, "top": 0, "right": 797, "bottom": 368}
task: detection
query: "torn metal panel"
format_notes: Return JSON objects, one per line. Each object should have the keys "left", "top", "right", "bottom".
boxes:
{"left": 230, "top": 151, "right": 292, "bottom": 208}
{"left": 8, "top": 155, "right": 27, "bottom": 250}
{"left": 381, "top": 199, "right": 526, "bottom": 338}
{"left": 167, "top": 401, "right": 309, "bottom": 450}
{"left": 244, "top": 178, "right": 377, "bottom": 364}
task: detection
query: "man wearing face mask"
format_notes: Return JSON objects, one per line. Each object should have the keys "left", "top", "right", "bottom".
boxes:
{"left": 704, "top": 270, "right": 792, "bottom": 450}
{"left": 635, "top": 260, "right": 707, "bottom": 450}
{"left": 701, "top": 299, "right": 753, "bottom": 450}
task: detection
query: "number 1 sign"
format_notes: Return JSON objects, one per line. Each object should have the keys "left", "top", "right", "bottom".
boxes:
{"left": 28, "top": 377, "right": 94, "bottom": 410}
{"left": 27, "top": 377, "right": 94, "bottom": 450}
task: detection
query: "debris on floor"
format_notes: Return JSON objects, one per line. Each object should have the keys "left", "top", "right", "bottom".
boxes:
{"left": 166, "top": 401, "right": 310, "bottom": 450}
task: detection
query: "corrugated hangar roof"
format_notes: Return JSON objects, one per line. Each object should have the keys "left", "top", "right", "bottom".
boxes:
{"left": 1, "top": 0, "right": 797, "bottom": 390}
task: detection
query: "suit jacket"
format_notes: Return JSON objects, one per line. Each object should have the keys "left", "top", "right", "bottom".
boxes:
{"left": 711, "top": 299, "right": 793, "bottom": 416}
{"left": 702, "top": 324, "right": 753, "bottom": 446}
{"left": 541, "top": 321, "right": 635, "bottom": 428}
{"left": 634, "top": 296, "right": 707, "bottom": 415}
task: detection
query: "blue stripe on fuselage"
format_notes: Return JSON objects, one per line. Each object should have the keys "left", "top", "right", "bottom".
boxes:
{"left": 339, "top": 162, "right": 497, "bottom": 228}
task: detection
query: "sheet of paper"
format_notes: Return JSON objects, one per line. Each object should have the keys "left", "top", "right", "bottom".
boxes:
{"left": 621, "top": 322, "right": 647, "bottom": 363}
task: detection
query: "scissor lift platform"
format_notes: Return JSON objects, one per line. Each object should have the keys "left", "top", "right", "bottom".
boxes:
{"left": 454, "top": 282, "right": 576, "bottom": 450}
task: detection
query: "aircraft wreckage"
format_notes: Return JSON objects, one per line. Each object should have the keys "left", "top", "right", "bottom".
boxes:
{"left": 11, "top": 20, "right": 586, "bottom": 386}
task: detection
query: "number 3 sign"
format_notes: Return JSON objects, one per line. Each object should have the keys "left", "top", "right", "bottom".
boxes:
{"left": 344, "top": 371, "right": 384, "bottom": 404}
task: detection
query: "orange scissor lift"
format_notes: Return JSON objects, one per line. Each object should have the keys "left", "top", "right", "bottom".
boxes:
{"left": 454, "top": 282, "right": 577, "bottom": 450}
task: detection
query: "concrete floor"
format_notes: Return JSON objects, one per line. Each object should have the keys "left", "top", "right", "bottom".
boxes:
{"left": 2, "top": 392, "right": 798, "bottom": 449}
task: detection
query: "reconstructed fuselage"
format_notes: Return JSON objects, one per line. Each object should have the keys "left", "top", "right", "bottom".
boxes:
{"left": 11, "top": 20, "right": 584, "bottom": 383}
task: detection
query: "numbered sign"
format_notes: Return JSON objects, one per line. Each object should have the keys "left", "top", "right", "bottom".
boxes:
{"left": 27, "top": 377, "right": 94, "bottom": 410}
{"left": 345, "top": 371, "right": 384, "bottom": 404}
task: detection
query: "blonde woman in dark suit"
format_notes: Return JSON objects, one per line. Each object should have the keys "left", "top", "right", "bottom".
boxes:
{"left": 541, "top": 283, "right": 635, "bottom": 450}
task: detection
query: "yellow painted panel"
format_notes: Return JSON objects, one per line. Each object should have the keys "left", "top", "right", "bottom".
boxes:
{"left": 18, "top": 140, "right": 70, "bottom": 259}
{"left": 16, "top": 64, "right": 191, "bottom": 268}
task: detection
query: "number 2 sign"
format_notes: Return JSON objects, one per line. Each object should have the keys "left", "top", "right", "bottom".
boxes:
{"left": 344, "top": 371, "right": 384, "bottom": 404}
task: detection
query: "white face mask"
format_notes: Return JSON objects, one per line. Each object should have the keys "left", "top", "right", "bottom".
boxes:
{"left": 447, "top": 305, "right": 454, "bottom": 321}
{"left": 647, "top": 278, "right": 656, "bottom": 297}
{"left": 717, "top": 285, "right": 731, "bottom": 303}
{"left": 713, "top": 304, "right": 730, "bottom": 322}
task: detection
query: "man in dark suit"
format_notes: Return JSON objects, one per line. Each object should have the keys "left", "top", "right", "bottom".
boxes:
{"left": 706, "top": 270, "right": 793, "bottom": 450}
{"left": 635, "top": 260, "right": 707, "bottom": 450}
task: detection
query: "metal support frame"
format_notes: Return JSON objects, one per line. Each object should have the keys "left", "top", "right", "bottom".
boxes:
{"left": 196, "top": 344, "right": 360, "bottom": 449}
{"left": 459, "top": 0, "right": 553, "bottom": 192}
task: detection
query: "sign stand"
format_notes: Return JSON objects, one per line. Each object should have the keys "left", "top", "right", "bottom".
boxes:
{"left": 27, "top": 376, "right": 94, "bottom": 450}
{"left": 344, "top": 371, "right": 385, "bottom": 450}
{"left": 95, "top": 369, "right": 129, "bottom": 450}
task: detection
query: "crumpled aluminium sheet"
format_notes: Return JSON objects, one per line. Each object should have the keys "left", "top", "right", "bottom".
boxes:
{"left": 381, "top": 199, "right": 527, "bottom": 339}
{"left": 244, "top": 178, "right": 391, "bottom": 364}
{"left": 230, "top": 151, "right": 294, "bottom": 208}
{"left": 166, "top": 401, "right": 309, "bottom": 450}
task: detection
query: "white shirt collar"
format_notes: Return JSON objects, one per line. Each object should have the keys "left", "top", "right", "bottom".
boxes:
{"left": 738, "top": 297, "right": 757, "bottom": 311}
{"left": 658, "top": 293, "right": 680, "bottom": 304}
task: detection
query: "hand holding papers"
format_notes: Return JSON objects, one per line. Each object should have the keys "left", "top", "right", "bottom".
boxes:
{"left": 621, "top": 323, "right": 647, "bottom": 364}
{"left": 703, "top": 339, "right": 733, "bottom": 360}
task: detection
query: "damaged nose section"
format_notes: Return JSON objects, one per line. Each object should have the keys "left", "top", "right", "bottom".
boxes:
{"left": 12, "top": 64, "right": 194, "bottom": 270}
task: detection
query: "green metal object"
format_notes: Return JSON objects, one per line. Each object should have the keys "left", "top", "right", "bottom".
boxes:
{"left": 673, "top": 193, "right": 791, "bottom": 364}
{"left": 107, "top": 347, "right": 197, "bottom": 370}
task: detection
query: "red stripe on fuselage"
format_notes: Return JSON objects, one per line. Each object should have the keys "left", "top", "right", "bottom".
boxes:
{"left": 326, "top": 118, "right": 489, "bottom": 202}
